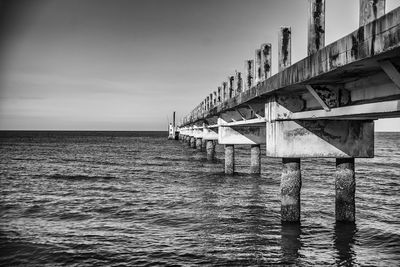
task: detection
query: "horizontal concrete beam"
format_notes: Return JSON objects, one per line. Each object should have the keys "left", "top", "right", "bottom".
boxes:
{"left": 266, "top": 119, "right": 374, "bottom": 158}
{"left": 218, "top": 117, "right": 266, "bottom": 127}
{"left": 274, "top": 99, "right": 400, "bottom": 120}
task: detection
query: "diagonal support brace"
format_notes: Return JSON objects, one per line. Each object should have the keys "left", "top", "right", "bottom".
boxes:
{"left": 379, "top": 60, "right": 400, "bottom": 90}
{"left": 306, "top": 85, "right": 331, "bottom": 111}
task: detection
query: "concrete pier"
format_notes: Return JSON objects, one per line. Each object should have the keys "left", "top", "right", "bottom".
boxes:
{"left": 224, "top": 145, "right": 235, "bottom": 174}
{"left": 281, "top": 158, "right": 301, "bottom": 222}
{"left": 206, "top": 140, "right": 215, "bottom": 161}
{"left": 250, "top": 144, "right": 261, "bottom": 174}
{"left": 335, "top": 158, "right": 355, "bottom": 222}
{"left": 201, "top": 138, "right": 207, "bottom": 151}
{"left": 186, "top": 136, "right": 191, "bottom": 146}
{"left": 176, "top": 3, "right": 400, "bottom": 224}
{"left": 196, "top": 138, "right": 202, "bottom": 150}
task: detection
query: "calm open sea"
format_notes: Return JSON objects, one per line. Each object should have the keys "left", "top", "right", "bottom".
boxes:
{"left": 0, "top": 131, "right": 399, "bottom": 266}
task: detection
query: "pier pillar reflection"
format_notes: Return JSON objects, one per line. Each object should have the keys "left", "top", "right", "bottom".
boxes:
{"left": 225, "top": 144, "right": 235, "bottom": 174}
{"left": 335, "top": 158, "right": 355, "bottom": 222}
{"left": 281, "top": 158, "right": 301, "bottom": 222}
{"left": 206, "top": 140, "right": 215, "bottom": 161}
{"left": 250, "top": 144, "right": 261, "bottom": 174}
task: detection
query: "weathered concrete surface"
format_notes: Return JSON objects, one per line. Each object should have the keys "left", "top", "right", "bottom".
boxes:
{"left": 281, "top": 158, "right": 302, "bottom": 222}
{"left": 196, "top": 138, "right": 202, "bottom": 150}
{"left": 225, "top": 144, "right": 235, "bottom": 174}
{"left": 360, "top": 0, "right": 385, "bottom": 26}
{"left": 250, "top": 144, "right": 261, "bottom": 174}
{"left": 308, "top": 0, "right": 325, "bottom": 55}
{"left": 203, "top": 126, "right": 218, "bottom": 140}
{"left": 206, "top": 140, "right": 216, "bottom": 161}
{"left": 181, "top": 7, "right": 400, "bottom": 126}
{"left": 266, "top": 119, "right": 374, "bottom": 158}
{"left": 219, "top": 117, "right": 266, "bottom": 145}
{"left": 279, "top": 27, "right": 291, "bottom": 72}
{"left": 335, "top": 158, "right": 355, "bottom": 222}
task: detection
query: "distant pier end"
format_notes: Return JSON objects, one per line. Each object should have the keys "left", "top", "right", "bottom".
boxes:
{"left": 175, "top": 1, "right": 400, "bottom": 223}
{"left": 168, "top": 111, "right": 179, "bottom": 140}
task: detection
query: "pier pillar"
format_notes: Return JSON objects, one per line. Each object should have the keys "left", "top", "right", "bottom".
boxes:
{"left": 225, "top": 145, "right": 235, "bottom": 175}
{"left": 250, "top": 144, "right": 261, "bottom": 174}
{"left": 206, "top": 140, "right": 215, "bottom": 161}
{"left": 190, "top": 137, "right": 196, "bottom": 148}
{"left": 201, "top": 138, "right": 207, "bottom": 151}
{"left": 185, "top": 136, "right": 190, "bottom": 145}
{"left": 196, "top": 138, "right": 202, "bottom": 150}
{"left": 281, "top": 158, "right": 301, "bottom": 222}
{"left": 335, "top": 158, "right": 355, "bottom": 222}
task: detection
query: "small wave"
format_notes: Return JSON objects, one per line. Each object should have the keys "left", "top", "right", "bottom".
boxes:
{"left": 48, "top": 174, "right": 117, "bottom": 181}
{"left": 57, "top": 212, "right": 92, "bottom": 221}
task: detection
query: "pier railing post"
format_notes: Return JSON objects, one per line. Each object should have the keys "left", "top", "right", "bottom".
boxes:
{"left": 281, "top": 158, "right": 301, "bottom": 222}
{"left": 255, "top": 49, "right": 262, "bottom": 84}
{"left": 308, "top": 0, "right": 325, "bottom": 55}
{"left": 250, "top": 144, "right": 261, "bottom": 174}
{"left": 225, "top": 144, "right": 235, "bottom": 174}
{"left": 261, "top": 43, "right": 272, "bottom": 81}
{"left": 278, "top": 27, "right": 292, "bottom": 72}
{"left": 359, "top": 0, "right": 385, "bottom": 26}
{"left": 206, "top": 140, "right": 215, "bottom": 161}
{"left": 245, "top": 60, "right": 254, "bottom": 90}
{"left": 335, "top": 158, "right": 355, "bottom": 222}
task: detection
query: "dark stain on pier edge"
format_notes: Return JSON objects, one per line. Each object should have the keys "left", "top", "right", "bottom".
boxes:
{"left": 351, "top": 27, "right": 364, "bottom": 59}
{"left": 329, "top": 52, "right": 339, "bottom": 69}
{"left": 370, "top": 20, "right": 376, "bottom": 56}
{"left": 372, "top": 0, "right": 378, "bottom": 19}
{"left": 282, "top": 28, "right": 291, "bottom": 64}
{"left": 313, "top": 0, "right": 325, "bottom": 50}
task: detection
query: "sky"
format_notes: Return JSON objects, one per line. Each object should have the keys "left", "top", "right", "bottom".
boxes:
{"left": 0, "top": 0, "right": 399, "bottom": 131}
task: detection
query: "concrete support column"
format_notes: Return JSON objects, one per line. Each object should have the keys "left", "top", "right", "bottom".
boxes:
{"left": 201, "top": 138, "right": 207, "bottom": 151}
{"left": 196, "top": 138, "right": 202, "bottom": 150}
{"left": 206, "top": 140, "right": 215, "bottom": 161}
{"left": 335, "top": 158, "right": 355, "bottom": 222}
{"left": 250, "top": 144, "right": 261, "bottom": 174}
{"left": 225, "top": 145, "right": 235, "bottom": 175}
{"left": 281, "top": 158, "right": 301, "bottom": 222}
{"left": 190, "top": 137, "right": 196, "bottom": 148}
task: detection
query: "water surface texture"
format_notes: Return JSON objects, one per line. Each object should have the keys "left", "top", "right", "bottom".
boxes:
{"left": 1, "top": 131, "right": 399, "bottom": 266}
